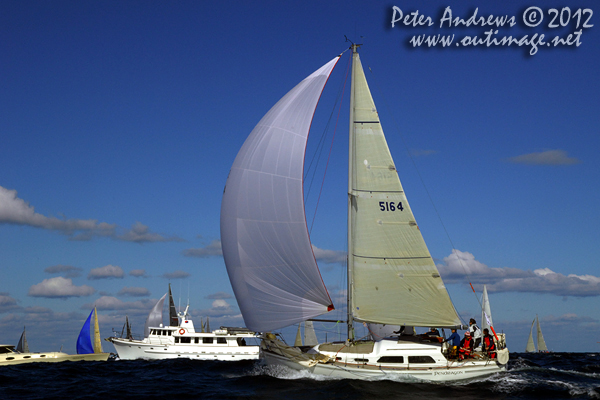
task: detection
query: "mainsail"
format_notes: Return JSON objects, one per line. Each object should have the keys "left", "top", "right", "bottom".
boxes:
{"left": 347, "top": 49, "right": 461, "bottom": 328}
{"left": 144, "top": 293, "right": 167, "bottom": 337}
{"left": 220, "top": 57, "right": 339, "bottom": 332}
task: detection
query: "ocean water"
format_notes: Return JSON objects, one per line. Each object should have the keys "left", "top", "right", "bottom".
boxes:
{"left": 1, "top": 353, "right": 599, "bottom": 400}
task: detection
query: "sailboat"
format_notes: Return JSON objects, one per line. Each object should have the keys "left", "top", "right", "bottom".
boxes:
{"left": 74, "top": 307, "right": 110, "bottom": 361}
{"left": 525, "top": 315, "right": 549, "bottom": 353}
{"left": 220, "top": 44, "right": 509, "bottom": 381}
{"left": 106, "top": 284, "right": 260, "bottom": 360}
{"left": 1, "top": 313, "right": 109, "bottom": 366}
{"left": 294, "top": 321, "right": 318, "bottom": 348}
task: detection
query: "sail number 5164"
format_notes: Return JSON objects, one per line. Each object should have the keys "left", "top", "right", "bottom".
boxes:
{"left": 379, "top": 201, "right": 404, "bottom": 212}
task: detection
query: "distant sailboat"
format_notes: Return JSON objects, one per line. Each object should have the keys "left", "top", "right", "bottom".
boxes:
{"left": 525, "top": 315, "right": 549, "bottom": 352}
{"left": 294, "top": 321, "right": 318, "bottom": 347}
{"left": 16, "top": 326, "right": 29, "bottom": 353}
{"left": 76, "top": 307, "right": 111, "bottom": 360}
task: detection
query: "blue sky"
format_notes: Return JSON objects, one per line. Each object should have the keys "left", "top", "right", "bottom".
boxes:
{"left": 1, "top": 1, "right": 598, "bottom": 354}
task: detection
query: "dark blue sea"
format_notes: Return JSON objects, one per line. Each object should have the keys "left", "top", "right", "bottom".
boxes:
{"left": 1, "top": 353, "right": 599, "bottom": 399}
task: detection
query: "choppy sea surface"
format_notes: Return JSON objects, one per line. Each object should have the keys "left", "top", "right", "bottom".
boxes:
{"left": 1, "top": 352, "right": 599, "bottom": 399}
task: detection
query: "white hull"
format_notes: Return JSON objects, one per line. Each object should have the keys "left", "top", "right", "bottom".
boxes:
{"left": 0, "top": 351, "right": 109, "bottom": 366}
{"left": 260, "top": 336, "right": 507, "bottom": 382}
{"left": 108, "top": 327, "right": 259, "bottom": 361}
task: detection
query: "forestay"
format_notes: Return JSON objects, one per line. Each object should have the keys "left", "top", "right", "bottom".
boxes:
{"left": 220, "top": 57, "right": 339, "bottom": 332}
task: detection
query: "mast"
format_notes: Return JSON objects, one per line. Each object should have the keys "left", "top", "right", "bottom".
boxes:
{"left": 347, "top": 43, "right": 359, "bottom": 341}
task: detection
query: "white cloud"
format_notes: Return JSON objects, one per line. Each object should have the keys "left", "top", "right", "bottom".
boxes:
{"left": 88, "top": 265, "right": 125, "bottom": 280}
{"left": 438, "top": 249, "right": 600, "bottom": 297}
{"left": 312, "top": 245, "right": 346, "bottom": 264}
{"left": 117, "top": 287, "right": 150, "bottom": 297}
{"left": 129, "top": 269, "right": 148, "bottom": 277}
{"left": 507, "top": 149, "right": 581, "bottom": 165}
{"left": 85, "top": 296, "right": 156, "bottom": 312}
{"left": 162, "top": 270, "right": 190, "bottom": 280}
{"left": 0, "top": 293, "right": 20, "bottom": 313}
{"left": 117, "top": 222, "right": 184, "bottom": 243}
{"left": 28, "top": 277, "right": 96, "bottom": 298}
{"left": 44, "top": 264, "right": 83, "bottom": 278}
{"left": 0, "top": 186, "right": 181, "bottom": 243}
{"left": 182, "top": 240, "right": 222, "bottom": 258}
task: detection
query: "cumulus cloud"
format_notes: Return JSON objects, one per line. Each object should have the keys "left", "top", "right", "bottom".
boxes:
{"left": 84, "top": 296, "right": 156, "bottom": 312}
{"left": 196, "top": 299, "right": 238, "bottom": 318}
{"left": 117, "top": 287, "right": 150, "bottom": 297}
{"left": 0, "top": 186, "right": 180, "bottom": 243}
{"left": 44, "top": 264, "right": 83, "bottom": 278}
{"left": 129, "top": 269, "right": 148, "bottom": 278}
{"left": 162, "top": 270, "right": 190, "bottom": 279}
{"left": 182, "top": 240, "right": 222, "bottom": 258}
{"left": 28, "top": 277, "right": 96, "bottom": 298}
{"left": 507, "top": 149, "right": 581, "bottom": 165}
{"left": 205, "top": 292, "right": 233, "bottom": 300}
{"left": 117, "top": 222, "right": 184, "bottom": 244}
{"left": 312, "top": 245, "right": 346, "bottom": 265}
{"left": 88, "top": 265, "right": 125, "bottom": 280}
{"left": 438, "top": 249, "right": 600, "bottom": 297}
{"left": 0, "top": 293, "right": 20, "bottom": 313}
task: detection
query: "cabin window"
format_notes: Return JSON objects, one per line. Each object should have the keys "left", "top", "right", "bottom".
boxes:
{"left": 217, "top": 338, "right": 227, "bottom": 344}
{"left": 408, "top": 356, "right": 435, "bottom": 363}
{"left": 168, "top": 330, "right": 172, "bottom": 336}
{"left": 180, "top": 337, "right": 191, "bottom": 344}
{"left": 203, "top": 338, "right": 213, "bottom": 344}
{"left": 195, "top": 338, "right": 199, "bottom": 344}
{"left": 23, "top": 356, "right": 31, "bottom": 358}
{"left": 175, "top": 337, "right": 180, "bottom": 343}
{"left": 40, "top": 355, "right": 46, "bottom": 357}
{"left": 354, "top": 358, "right": 369, "bottom": 363}
{"left": 378, "top": 356, "right": 405, "bottom": 363}
{"left": 6, "top": 357, "right": 14, "bottom": 360}
{"left": 162, "top": 330, "right": 167, "bottom": 336}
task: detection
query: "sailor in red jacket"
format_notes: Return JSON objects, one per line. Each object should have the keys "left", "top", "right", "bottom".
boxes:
{"left": 481, "top": 328, "right": 497, "bottom": 359}
{"left": 458, "top": 331, "right": 474, "bottom": 361}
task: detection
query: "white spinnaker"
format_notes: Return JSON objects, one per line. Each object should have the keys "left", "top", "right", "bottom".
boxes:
{"left": 144, "top": 293, "right": 166, "bottom": 338}
{"left": 220, "top": 57, "right": 339, "bottom": 332}
{"left": 349, "top": 50, "right": 461, "bottom": 327}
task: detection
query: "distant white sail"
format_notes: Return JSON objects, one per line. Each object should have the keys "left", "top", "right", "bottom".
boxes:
{"left": 536, "top": 315, "right": 548, "bottom": 352}
{"left": 220, "top": 57, "right": 339, "bottom": 332}
{"left": 303, "top": 321, "right": 318, "bottom": 347}
{"left": 481, "top": 285, "right": 493, "bottom": 332}
{"left": 525, "top": 318, "right": 536, "bottom": 352}
{"left": 144, "top": 293, "right": 167, "bottom": 337}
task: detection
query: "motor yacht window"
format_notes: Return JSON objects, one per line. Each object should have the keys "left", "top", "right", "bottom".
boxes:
{"left": 203, "top": 338, "right": 213, "bottom": 344}
{"left": 217, "top": 338, "right": 227, "bottom": 344}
